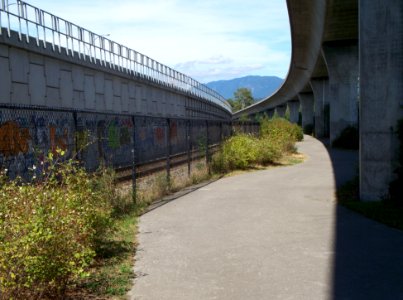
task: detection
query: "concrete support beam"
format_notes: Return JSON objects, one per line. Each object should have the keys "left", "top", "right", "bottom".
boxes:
{"left": 298, "top": 93, "right": 314, "bottom": 133}
{"left": 288, "top": 100, "right": 300, "bottom": 124}
{"left": 275, "top": 105, "right": 287, "bottom": 118}
{"left": 322, "top": 43, "right": 358, "bottom": 143}
{"left": 359, "top": 0, "right": 403, "bottom": 201}
{"left": 310, "top": 78, "right": 329, "bottom": 138}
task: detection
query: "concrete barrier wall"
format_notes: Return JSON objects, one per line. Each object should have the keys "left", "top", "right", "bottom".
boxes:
{"left": 0, "top": 31, "right": 230, "bottom": 121}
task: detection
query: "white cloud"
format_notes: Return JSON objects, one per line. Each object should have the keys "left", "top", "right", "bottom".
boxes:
{"left": 25, "top": 0, "right": 291, "bottom": 82}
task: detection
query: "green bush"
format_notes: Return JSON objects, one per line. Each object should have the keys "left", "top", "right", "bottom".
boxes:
{"left": 212, "top": 118, "right": 303, "bottom": 173}
{"left": 256, "top": 137, "right": 283, "bottom": 164}
{"left": 0, "top": 152, "right": 114, "bottom": 299}
{"left": 260, "top": 117, "right": 303, "bottom": 144}
{"left": 212, "top": 134, "right": 259, "bottom": 172}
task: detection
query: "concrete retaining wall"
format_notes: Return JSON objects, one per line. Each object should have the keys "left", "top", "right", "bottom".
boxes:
{"left": 0, "top": 31, "right": 230, "bottom": 121}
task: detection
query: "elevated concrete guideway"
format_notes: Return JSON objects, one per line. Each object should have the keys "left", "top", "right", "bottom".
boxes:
{"left": 233, "top": 0, "right": 402, "bottom": 201}
{"left": 232, "top": 0, "right": 357, "bottom": 118}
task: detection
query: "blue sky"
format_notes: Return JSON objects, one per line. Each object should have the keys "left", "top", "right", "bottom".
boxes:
{"left": 24, "top": 0, "right": 291, "bottom": 83}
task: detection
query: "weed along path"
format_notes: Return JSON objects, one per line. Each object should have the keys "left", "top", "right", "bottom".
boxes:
{"left": 129, "top": 136, "right": 403, "bottom": 300}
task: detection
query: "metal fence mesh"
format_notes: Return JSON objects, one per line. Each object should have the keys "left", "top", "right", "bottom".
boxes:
{"left": 0, "top": 106, "right": 259, "bottom": 180}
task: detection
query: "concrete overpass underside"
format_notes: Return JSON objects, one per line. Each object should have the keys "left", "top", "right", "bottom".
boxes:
{"left": 234, "top": 0, "right": 402, "bottom": 201}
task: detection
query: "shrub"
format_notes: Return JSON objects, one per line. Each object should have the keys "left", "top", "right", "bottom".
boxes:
{"left": 260, "top": 117, "right": 303, "bottom": 144}
{"left": 332, "top": 126, "right": 359, "bottom": 149}
{"left": 212, "top": 118, "right": 303, "bottom": 173}
{"left": 212, "top": 134, "right": 259, "bottom": 172}
{"left": 256, "top": 137, "right": 283, "bottom": 164}
{"left": 0, "top": 152, "right": 113, "bottom": 299}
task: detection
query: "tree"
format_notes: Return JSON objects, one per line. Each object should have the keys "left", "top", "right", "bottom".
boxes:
{"left": 228, "top": 88, "right": 254, "bottom": 112}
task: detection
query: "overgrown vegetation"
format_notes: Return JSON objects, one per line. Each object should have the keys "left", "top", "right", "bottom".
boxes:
{"left": 0, "top": 151, "right": 117, "bottom": 299}
{"left": 212, "top": 117, "right": 303, "bottom": 173}
{"left": 0, "top": 118, "right": 305, "bottom": 299}
{"left": 332, "top": 126, "right": 359, "bottom": 149}
{"left": 73, "top": 207, "right": 137, "bottom": 299}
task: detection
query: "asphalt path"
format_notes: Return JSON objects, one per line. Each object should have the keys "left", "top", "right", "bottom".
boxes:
{"left": 129, "top": 136, "right": 403, "bottom": 300}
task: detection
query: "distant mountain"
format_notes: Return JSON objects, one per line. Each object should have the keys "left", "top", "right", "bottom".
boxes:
{"left": 206, "top": 75, "right": 284, "bottom": 100}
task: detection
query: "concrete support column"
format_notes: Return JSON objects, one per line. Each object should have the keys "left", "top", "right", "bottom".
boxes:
{"left": 298, "top": 93, "right": 314, "bottom": 133}
{"left": 288, "top": 100, "right": 300, "bottom": 124}
{"left": 359, "top": 0, "right": 403, "bottom": 201}
{"left": 266, "top": 109, "right": 274, "bottom": 119}
{"left": 322, "top": 43, "right": 358, "bottom": 143}
{"left": 310, "top": 78, "right": 329, "bottom": 138}
{"left": 275, "top": 105, "right": 287, "bottom": 118}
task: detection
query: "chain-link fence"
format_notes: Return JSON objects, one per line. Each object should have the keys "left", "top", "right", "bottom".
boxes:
{"left": 0, "top": 105, "right": 259, "bottom": 195}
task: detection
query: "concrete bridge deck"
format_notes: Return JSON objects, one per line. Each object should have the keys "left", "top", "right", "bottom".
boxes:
{"left": 130, "top": 136, "right": 403, "bottom": 300}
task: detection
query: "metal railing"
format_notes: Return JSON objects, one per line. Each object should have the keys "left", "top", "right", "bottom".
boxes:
{"left": 0, "top": 0, "right": 232, "bottom": 112}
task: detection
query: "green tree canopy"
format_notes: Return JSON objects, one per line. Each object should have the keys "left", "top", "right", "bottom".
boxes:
{"left": 228, "top": 88, "right": 254, "bottom": 112}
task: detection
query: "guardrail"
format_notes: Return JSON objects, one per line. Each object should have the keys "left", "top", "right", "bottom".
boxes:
{"left": 0, "top": 0, "right": 231, "bottom": 112}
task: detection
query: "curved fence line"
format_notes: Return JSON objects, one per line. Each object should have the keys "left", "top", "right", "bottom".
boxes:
{"left": 0, "top": 0, "right": 232, "bottom": 112}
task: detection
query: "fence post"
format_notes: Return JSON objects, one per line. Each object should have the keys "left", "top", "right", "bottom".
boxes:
{"left": 187, "top": 119, "right": 191, "bottom": 177}
{"left": 205, "top": 120, "right": 210, "bottom": 175}
{"left": 72, "top": 111, "right": 79, "bottom": 160}
{"left": 131, "top": 115, "right": 137, "bottom": 204}
{"left": 220, "top": 121, "right": 223, "bottom": 143}
{"left": 166, "top": 118, "right": 171, "bottom": 185}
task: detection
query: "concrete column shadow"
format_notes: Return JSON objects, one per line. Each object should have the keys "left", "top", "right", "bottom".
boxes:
{"left": 319, "top": 139, "right": 403, "bottom": 299}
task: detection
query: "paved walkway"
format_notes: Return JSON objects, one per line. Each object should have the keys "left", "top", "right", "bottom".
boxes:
{"left": 129, "top": 136, "right": 403, "bottom": 300}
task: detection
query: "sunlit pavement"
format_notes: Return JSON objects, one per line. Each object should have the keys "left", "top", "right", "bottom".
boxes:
{"left": 129, "top": 136, "right": 403, "bottom": 300}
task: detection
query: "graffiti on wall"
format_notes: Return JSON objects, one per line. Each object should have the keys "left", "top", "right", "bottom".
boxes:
{"left": 75, "top": 115, "right": 134, "bottom": 169}
{"left": 49, "top": 125, "right": 69, "bottom": 153}
{"left": 0, "top": 121, "right": 31, "bottom": 157}
{"left": 154, "top": 126, "right": 165, "bottom": 146}
{"left": 108, "top": 122, "right": 120, "bottom": 149}
{"left": 105, "top": 117, "right": 133, "bottom": 150}
{"left": 170, "top": 120, "right": 178, "bottom": 144}
{"left": 0, "top": 111, "right": 74, "bottom": 179}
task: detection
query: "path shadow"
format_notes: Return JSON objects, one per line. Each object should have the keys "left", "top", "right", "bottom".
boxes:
{"left": 318, "top": 138, "right": 403, "bottom": 299}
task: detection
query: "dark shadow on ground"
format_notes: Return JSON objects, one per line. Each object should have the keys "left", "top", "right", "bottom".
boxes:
{"left": 318, "top": 138, "right": 403, "bottom": 299}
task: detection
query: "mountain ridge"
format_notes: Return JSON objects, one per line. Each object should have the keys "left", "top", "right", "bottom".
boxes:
{"left": 206, "top": 75, "right": 283, "bottom": 100}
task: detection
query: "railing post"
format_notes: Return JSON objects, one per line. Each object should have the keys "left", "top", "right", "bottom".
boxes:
{"left": 131, "top": 115, "right": 137, "bottom": 204}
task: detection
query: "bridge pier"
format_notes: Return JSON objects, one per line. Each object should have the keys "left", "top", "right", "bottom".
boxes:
{"left": 288, "top": 100, "right": 300, "bottom": 124}
{"left": 275, "top": 105, "right": 287, "bottom": 118}
{"left": 359, "top": 0, "right": 403, "bottom": 201}
{"left": 266, "top": 109, "right": 275, "bottom": 119}
{"left": 322, "top": 43, "right": 358, "bottom": 144}
{"left": 298, "top": 93, "right": 314, "bottom": 133}
{"left": 310, "top": 78, "right": 329, "bottom": 138}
